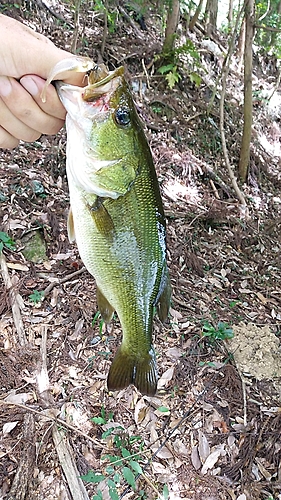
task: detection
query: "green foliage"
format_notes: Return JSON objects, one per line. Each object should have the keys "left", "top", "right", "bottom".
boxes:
{"left": 0, "top": 231, "right": 15, "bottom": 252}
{"left": 157, "top": 39, "right": 202, "bottom": 89}
{"left": 91, "top": 0, "right": 118, "bottom": 33}
{"left": 29, "top": 290, "right": 44, "bottom": 304}
{"left": 202, "top": 321, "right": 234, "bottom": 343}
{"left": 83, "top": 407, "right": 167, "bottom": 498}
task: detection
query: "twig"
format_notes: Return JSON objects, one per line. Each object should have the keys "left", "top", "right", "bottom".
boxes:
{"left": 118, "top": 5, "right": 144, "bottom": 38}
{"left": 0, "top": 400, "right": 103, "bottom": 449}
{"left": 242, "top": 378, "right": 248, "bottom": 427}
{"left": 43, "top": 266, "right": 87, "bottom": 298}
{"left": 0, "top": 251, "right": 27, "bottom": 346}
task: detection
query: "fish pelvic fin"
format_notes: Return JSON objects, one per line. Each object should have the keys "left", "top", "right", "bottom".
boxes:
{"left": 107, "top": 346, "right": 158, "bottom": 396}
{"left": 96, "top": 287, "right": 115, "bottom": 323}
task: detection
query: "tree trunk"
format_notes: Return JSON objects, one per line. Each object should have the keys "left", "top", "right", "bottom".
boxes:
{"left": 238, "top": 0, "right": 255, "bottom": 183}
{"left": 204, "top": 0, "right": 218, "bottom": 35}
{"left": 189, "top": 0, "right": 204, "bottom": 31}
{"left": 228, "top": 0, "right": 234, "bottom": 29}
{"left": 162, "top": 0, "right": 180, "bottom": 55}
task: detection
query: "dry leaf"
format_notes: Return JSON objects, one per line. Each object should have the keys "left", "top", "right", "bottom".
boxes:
{"left": 3, "top": 421, "right": 19, "bottom": 435}
{"left": 157, "top": 366, "right": 175, "bottom": 389}
{"left": 134, "top": 398, "right": 148, "bottom": 425}
{"left": 198, "top": 430, "right": 210, "bottom": 463}
{"left": 191, "top": 445, "right": 201, "bottom": 470}
{"left": 4, "top": 392, "right": 32, "bottom": 404}
{"left": 201, "top": 444, "right": 225, "bottom": 475}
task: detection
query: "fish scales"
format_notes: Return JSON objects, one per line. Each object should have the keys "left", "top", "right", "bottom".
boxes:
{"left": 44, "top": 57, "right": 170, "bottom": 395}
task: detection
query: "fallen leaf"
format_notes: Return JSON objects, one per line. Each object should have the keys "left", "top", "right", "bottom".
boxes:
{"left": 157, "top": 366, "right": 175, "bottom": 389}
{"left": 3, "top": 421, "right": 19, "bottom": 435}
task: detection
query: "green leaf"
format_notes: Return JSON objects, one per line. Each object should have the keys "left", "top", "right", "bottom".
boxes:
{"left": 163, "top": 484, "right": 169, "bottom": 499}
{"left": 93, "top": 492, "right": 103, "bottom": 500}
{"left": 189, "top": 72, "right": 201, "bottom": 87}
{"left": 92, "top": 416, "right": 106, "bottom": 424}
{"left": 103, "top": 454, "right": 122, "bottom": 466}
{"left": 102, "top": 427, "right": 116, "bottom": 439}
{"left": 108, "top": 479, "right": 119, "bottom": 500}
{"left": 29, "top": 290, "right": 44, "bottom": 304}
{"left": 121, "top": 447, "right": 131, "bottom": 458}
{"left": 129, "top": 460, "right": 143, "bottom": 475}
{"left": 166, "top": 71, "right": 180, "bottom": 89}
{"left": 122, "top": 466, "right": 136, "bottom": 490}
{"left": 80, "top": 471, "right": 105, "bottom": 483}
{"left": 157, "top": 406, "right": 170, "bottom": 413}
{"left": 0, "top": 231, "right": 15, "bottom": 250}
{"left": 158, "top": 63, "right": 174, "bottom": 74}
{"left": 0, "top": 241, "right": 3, "bottom": 252}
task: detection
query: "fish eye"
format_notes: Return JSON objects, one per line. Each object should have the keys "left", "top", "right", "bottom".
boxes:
{"left": 114, "top": 107, "right": 131, "bottom": 127}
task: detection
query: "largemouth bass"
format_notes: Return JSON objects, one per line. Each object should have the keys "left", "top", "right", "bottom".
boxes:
{"left": 44, "top": 57, "right": 170, "bottom": 395}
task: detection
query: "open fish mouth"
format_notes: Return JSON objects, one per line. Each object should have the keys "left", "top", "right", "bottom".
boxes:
{"left": 54, "top": 65, "right": 125, "bottom": 121}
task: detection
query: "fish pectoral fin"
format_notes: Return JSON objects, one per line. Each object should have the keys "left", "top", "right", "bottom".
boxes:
{"left": 96, "top": 287, "right": 115, "bottom": 323}
{"left": 88, "top": 198, "right": 115, "bottom": 236}
{"left": 107, "top": 346, "right": 158, "bottom": 396}
{"left": 67, "top": 207, "right": 75, "bottom": 243}
{"left": 157, "top": 272, "right": 171, "bottom": 322}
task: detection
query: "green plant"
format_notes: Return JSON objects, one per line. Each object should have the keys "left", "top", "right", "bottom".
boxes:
{"left": 83, "top": 408, "right": 169, "bottom": 499}
{"left": 157, "top": 39, "right": 202, "bottom": 89}
{"left": 29, "top": 290, "right": 44, "bottom": 304}
{"left": 202, "top": 321, "right": 234, "bottom": 343}
{"left": 0, "top": 231, "right": 16, "bottom": 252}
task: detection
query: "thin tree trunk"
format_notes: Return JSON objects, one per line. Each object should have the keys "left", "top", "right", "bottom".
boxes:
{"left": 189, "top": 0, "right": 204, "bottom": 31}
{"left": 228, "top": 0, "right": 234, "bottom": 29}
{"left": 162, "top": 0, "right": 180, "bottom": 55}
{"left": 239, "top": 0, "right": 254, "bottom": 183}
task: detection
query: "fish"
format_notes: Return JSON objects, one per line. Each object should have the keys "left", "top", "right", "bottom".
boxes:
{"left": 44, "top": 57, "right": 171, "bottom": 395}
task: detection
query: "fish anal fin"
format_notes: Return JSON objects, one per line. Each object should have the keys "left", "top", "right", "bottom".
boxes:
{"left": 107, "top": 346, "right": 158, "bottom": 396}
{"left": 96, "top": 287, "right": 115, "bottom": 323}
{"left": 67, "top": 207, "right": 75, "bottom": 243}
{"left": 157, "top": 272, "right": 171, "bottom": 322}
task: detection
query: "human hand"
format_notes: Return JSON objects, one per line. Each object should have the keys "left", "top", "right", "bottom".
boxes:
{"left": 0, "top": 15, "right": 85, "bottom": 149}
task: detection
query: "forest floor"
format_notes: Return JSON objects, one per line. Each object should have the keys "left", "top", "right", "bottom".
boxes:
{"left": 0, "top": 3, "right": 281, "bottom": 500}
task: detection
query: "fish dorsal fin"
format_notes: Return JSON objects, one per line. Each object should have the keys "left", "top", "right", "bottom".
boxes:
{"left": 96, "top": 287, "right": 115, "bottom": 323}
{"left": 67, "top": 207, "right": 75, "bottom": 243}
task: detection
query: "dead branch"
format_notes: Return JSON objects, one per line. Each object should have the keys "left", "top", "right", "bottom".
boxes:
{"left": 0, "top": 251, "right": 27, "bottom": 346}
{"left": 36, "top": 325, "right": 90, "bottom": 500}
{"left": 6, "top": 413, "right": 36, "bottom": 500}
{"left": 43, "top": 266, "right": 87, "bottom": 298}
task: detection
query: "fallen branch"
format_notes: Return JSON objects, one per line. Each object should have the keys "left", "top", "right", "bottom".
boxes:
{"left": 0, "top": 251, "right": 27, "bottom": 346}
{"left": 43, "top": 266, "right": 87, "bottom": 298}
{"left": 37, "top": 325, "right": 90, "bottom": 500}
{"left": 6, "top": 413, "right": 36, "bottom": 500}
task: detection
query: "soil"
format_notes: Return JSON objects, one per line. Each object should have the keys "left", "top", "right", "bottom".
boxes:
{"left": 0, "top": 2, "right": 281, "bottom": 500}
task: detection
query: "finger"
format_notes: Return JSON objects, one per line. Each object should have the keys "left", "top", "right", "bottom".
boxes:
{"left": 0, "top": 126, "right": 20, "bottom": 149}
{"left": 0, "top": 76, "right": 64, "bottom": 136}
{"left": 20, "top": 75, "right": 66, "bottom": 120}
{"left": 0, "top": 97, "right": 41, "bottom": 142}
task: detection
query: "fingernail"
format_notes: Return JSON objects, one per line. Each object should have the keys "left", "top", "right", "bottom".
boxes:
{"left": 20, "top": 76, "right": 38, "bottom": 96}
{"left": 0, "top": 76, "right": 12, "bottom": 97}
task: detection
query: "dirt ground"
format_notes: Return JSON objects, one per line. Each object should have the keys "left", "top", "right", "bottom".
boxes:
{"left": 0, "top": 2, "right": 281, "bottom": 500}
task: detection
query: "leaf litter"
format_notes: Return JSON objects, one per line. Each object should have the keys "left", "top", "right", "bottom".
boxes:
{"left": 0, "top": 3, "right": 281, "bottom": 500}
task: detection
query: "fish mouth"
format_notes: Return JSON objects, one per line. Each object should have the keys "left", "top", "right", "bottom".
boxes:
{"left": 56, "top": 65, "right": 125, "bottom": 120}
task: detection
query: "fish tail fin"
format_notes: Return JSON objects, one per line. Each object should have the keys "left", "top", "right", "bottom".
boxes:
{"left": 107, "top": 346, "right": 158, "bottom": 396}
